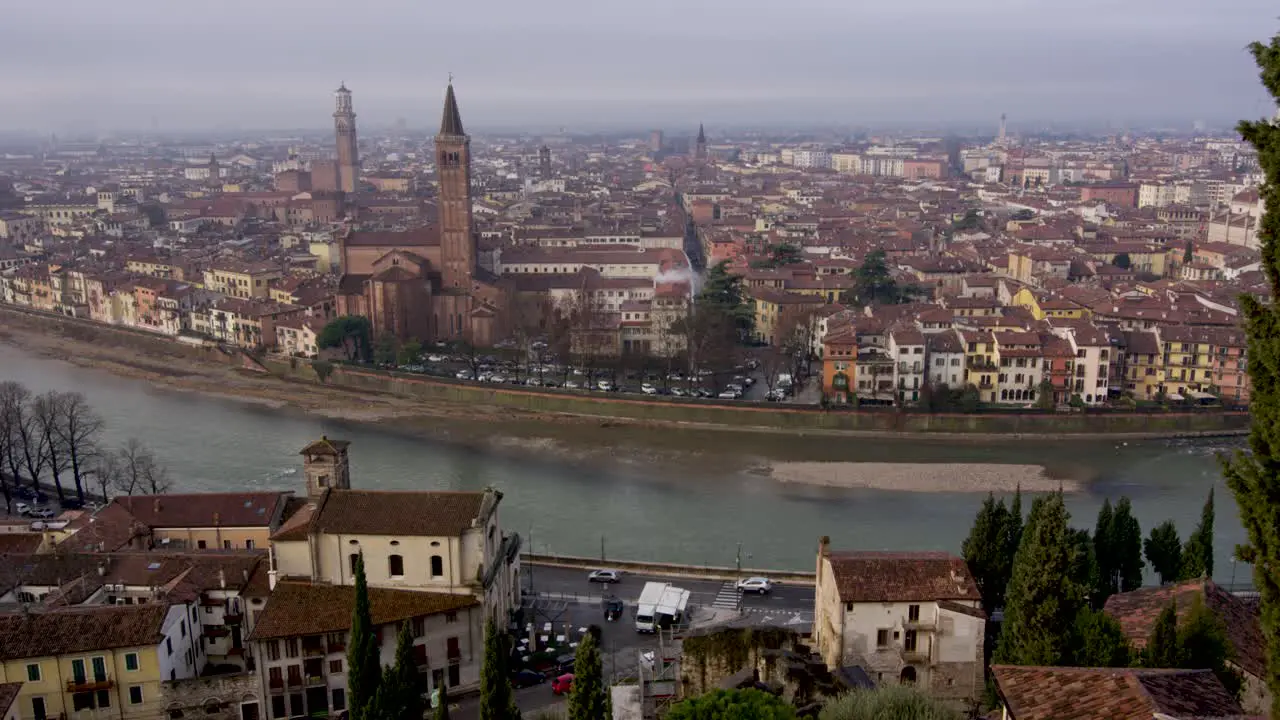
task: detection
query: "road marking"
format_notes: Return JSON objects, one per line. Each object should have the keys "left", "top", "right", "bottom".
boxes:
{"left": 711, "top": 581, "right": 741, "bottom": 610}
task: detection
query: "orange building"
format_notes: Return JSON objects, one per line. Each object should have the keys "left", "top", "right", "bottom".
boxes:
{"left": 822, "top": 326, "right": 858, "bottom": 403}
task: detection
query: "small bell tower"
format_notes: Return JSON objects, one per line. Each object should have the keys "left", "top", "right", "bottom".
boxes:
{"left": 299, "top": 436, "right": 351, "bottom": 499}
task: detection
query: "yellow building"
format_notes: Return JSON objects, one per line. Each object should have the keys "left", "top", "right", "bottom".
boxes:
{"left": 1122, "top": 330, "right": 1165, "bottom": 399}
{"left": 1010, "top": 287, "right": 1090, "bottom": 321}
{"left": 202, "top": 262, "right": 282, "bottom": 300}
{"left": 1160, "top": 326, "right": 1217, "bottom": 396}
{"left": 109, "top": 492, "right": 291, "bottom": 551}
{"left": 0, "top": 604, "right": 193, "bottom": 720}
{"left": 750, "top": 288, "right": 824, "bottom": 346}
{"left": 960, "top": 330, "right": 1000, "bottom": 403}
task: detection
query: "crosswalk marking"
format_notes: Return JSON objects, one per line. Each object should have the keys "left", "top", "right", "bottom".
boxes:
{"left": 711, "top": 581, "right": 741, "bottom": 610}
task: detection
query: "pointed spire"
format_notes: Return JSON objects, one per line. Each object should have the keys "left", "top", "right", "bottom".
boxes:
{"left": 440, "top": 83, "right": 465, "bottom": 137}
{"left": 697, "top": 123, "right": 706, "bottom": 143}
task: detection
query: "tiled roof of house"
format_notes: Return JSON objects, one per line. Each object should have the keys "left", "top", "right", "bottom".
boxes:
{"left": 992, "top": 665, "right": 1244, "bottom": 720}
{"left": 0, "top": 604, "right": 170, "bottom": 661}
{"left": 1102, "top": 579, "right": 1263, "bottom": 678}
{"left": 0, "top": 682, "right": 21, "bottom": 717}
{"left": 114, "top": 492, "right": 289, "bottom": 529}
{"left": 312, "top": 489, "right": 485, "bottom": 537}
{"left": 824, "top": 551, "right": 980, "bottom": 604}
{"left": 250, "top": 581, "right": 478, "bottom": 640}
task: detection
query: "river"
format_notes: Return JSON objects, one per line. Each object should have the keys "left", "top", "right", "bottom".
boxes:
{"left": 0, "top": 342, "right": 1249, "bottom": 584}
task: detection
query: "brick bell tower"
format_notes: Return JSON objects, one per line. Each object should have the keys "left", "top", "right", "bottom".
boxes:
{"left": 334, "top": 83, "right": 359, "bottom": 194}
{"left": 435, "top": 81, "right": 475, "bottom": 292}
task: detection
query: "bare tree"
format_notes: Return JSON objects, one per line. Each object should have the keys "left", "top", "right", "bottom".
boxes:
{"left": 33, "top": 392, "right": 70, "bottom": 503}
{"left": 54, "top": 392, "right": 103, "bottom": 502}
{"left": 756, "top": 347, "right": 789, "bottom": 395}
{"left": 11, "top": 386, "right": 47, "bottom": 494}
{"left": 0, "top": 382, "right": 22, "bottom": 512}
{"left": 114, "top": 438, "right": 172, "bottom": 496}
{"left": 90, "top": 453, "right": 121, "bottom": 503}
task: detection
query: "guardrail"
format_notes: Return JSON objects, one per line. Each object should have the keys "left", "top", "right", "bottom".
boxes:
{"left": 522, "top": 552, "right": 816, "bottom": 585}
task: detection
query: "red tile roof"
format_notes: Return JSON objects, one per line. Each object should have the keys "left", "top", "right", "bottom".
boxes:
{"left": 824, "top": 551, "right": 980, "bottom": 603}
{"left": 0, "top": 604, "right": 171, "bottom": 660}
{"left": 250, "top": 581, "right": 477, "bottom": 640}
{"left": 992, "top": 665, "right": 1244, "bottom": 720}
{"left": 114, "top": 492, "right": 289, "bottom": 529}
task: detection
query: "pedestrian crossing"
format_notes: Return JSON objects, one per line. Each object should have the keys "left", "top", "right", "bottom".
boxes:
{"left": 711, "top": 581, "right": 741, "bottom": 610}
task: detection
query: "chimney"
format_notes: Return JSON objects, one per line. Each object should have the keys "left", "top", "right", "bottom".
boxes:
{"left": 97, "top": 563, "right": 106, "bottom": 577}
{"left": 153, "top": 498, "right": 161, "bottom": 514}
{"left": 213, "top": 512, "right": 221, "bottom": 526}
{"left": 219, "top": 568, "right": 226, "bottom": 590}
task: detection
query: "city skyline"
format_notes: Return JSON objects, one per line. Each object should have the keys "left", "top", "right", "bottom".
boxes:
{"left": 4, "top": 0, "right": 1280, "bottom": 132}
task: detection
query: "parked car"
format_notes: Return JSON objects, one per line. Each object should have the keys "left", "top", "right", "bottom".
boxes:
{"left": 554, "top": 653, "right": 577, "bottom": 674}
{"left": 596, "top": 380, "right": 615, "bottom": 392}
{"left": 717, "top": 390, "right": 740, "bottom": 400}
{"left": 13, "top": 503, "right": 29, "bottom": 516}
{"left": 766, "top": 389, "right": 787, "bottom": 402}
{"left": 552, "top": 674, "right": 575, "bottom": 695}
{"left": 736, "top": 577, "right": 773, "bottom": 594}
{"left": 563, "top": 380, "right": 580, "bottom": 389}
{"left": 641, "top": 383, "right": 658, "bottom": 395}
{"left": 588, "top": 569, "right": 621, "bottom": 584}
{"left": 455, "top": 370, "right": 475, "bottom": 380}
{"left": 669, "top": 387, "right": 686, "bottom": 397}
{"left": 30, "top": 508, "right": 56, "bottom": 519}
{"left": 511, "top": 670, "right": 546, "bottom": 688}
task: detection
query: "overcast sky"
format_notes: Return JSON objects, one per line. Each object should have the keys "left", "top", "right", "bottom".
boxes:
{"left": 3, "top": 0, "right": 1278, "bottom": 133}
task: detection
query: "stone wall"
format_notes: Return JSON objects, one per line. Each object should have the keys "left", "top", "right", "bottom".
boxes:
{"left": 159, "top": 672, "right": 263, "bottom": 720}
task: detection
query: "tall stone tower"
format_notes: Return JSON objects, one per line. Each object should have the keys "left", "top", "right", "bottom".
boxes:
{"left": 436, "top": 82, "right": 475, "bottom": 292}
{"left": 695, "top": 123, "right": 707, "bottom": 160}
{"left": 334, "top": 83, "right": 359, "bottom": 194}
{"left": 998, "top": 113, "right": 1007, "bottom": 145}
{"left": 538, "top": 145, "right": 551, "bottom": 178}
{"left": 300, "top": 436, "right": 351, "bottom": 500}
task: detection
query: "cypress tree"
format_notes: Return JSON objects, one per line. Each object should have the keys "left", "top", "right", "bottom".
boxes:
{"left": 994, "top": 492, "right": 1086, "bottom": 666}
{"left": 1144, "top": 599, "right": 1180, "bottom": 668}
{"left": 569, "top": 628, "right": 610, "bottom": 720}
{"left": 435, "top": 682, "right": 451, "bottom": 720}
{"left": 1222, "top": 33, "right": 1280, "bottom": 716}
{"left": 1181, "top": 488, "right": 1215, "bottom": 580}
{"left": 1144, "top": 521, "right": 1184, "bottom": 585}
{"left": 1179, "top": 595, "right": 1243, "bottom": 698}
{"left": 1113, "top": 498, "right": 1145, "bottom": 593}
{"left": 962, "top": 494, "right": 1013, "bottom": 613}
{"left": 480, "top": 618, "right": 519, "bottom": 720}
{"left": 1070, "top": 607, "right": 1133, "bottom": 668}
{"left": 1093, "top": 499, "right": 1116, "bottom": 602}
{"left": 378, "top": 620, "right": 426, "bottom": 720}
{"left": 348, "top": 553, "right": 383, "bottom": 720}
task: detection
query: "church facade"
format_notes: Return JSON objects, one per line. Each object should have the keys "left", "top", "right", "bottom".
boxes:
{"left": 334, "top": 84, "right": 508, "bottom": 346}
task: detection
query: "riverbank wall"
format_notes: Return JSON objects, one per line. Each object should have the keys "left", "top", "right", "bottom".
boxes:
{"left": 0, "top": 304, "right": 1252, "bottom": 438}
{"left": 524, "top": 552, "right": 817, "bottom": 584}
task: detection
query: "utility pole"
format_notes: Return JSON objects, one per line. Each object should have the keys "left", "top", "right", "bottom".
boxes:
{"left": 736, "top": 542, "right": 742, "bottom": 577}
{"left": 601, "top": 534, "right": 606, "bottom": 563}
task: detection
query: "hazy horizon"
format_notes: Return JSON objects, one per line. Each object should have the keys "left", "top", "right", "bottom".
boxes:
{"left": 5, "top": 0, "right": 1279, "bottom": 134}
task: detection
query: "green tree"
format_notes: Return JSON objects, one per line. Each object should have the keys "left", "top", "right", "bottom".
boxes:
{"left": 371, "top": 621, "right": 426, "bottom": 720}
{"left": 398, "top": 338, "right": 424, "bottom": 366}
{"left": 568, "top": 628, "right": 609, "bottom": 720}
{"left": 1184, "top": 240, "right": 1195, "bottom": 264}
{"left": 480, "top": 618, "right": 519, "bottom": 720}
{"left": 1222, "top": 34, "right": 1280, "bottom": 716}
{"left": 1181, "top": 488, "right": 1215, "bottom": 580}
{"left": 1179, "top": 595, "right": 1243, "bottom": 698}
{"left": 373, "top": 333, "right": 399, "bottom": 366}
{"left": 962, "top": 494, "right": 1014, "bottom": 613}
{"left": 1144, "top": 599, "right": 1181, "bottom": 668}
{"left": 1145, "top": 521, "right": 1184, "bottom": 585}
{"left": 697, "top": 261, "right": 754, "bottom": 341}
{"left": 1035, "top": 379, "right": 1056, "bottom": 410}
{"left": 434, "top": 682, "right": 451, "bottom": 720}
{"left": 1004, "top": 487, "right": 1024, "bottom": 572}
{"left": 318, "top": 315, "right": 373, "bottom": 363}
{"left": 1113, "top": 252, "right": 1132, "bottom": 269}
{"left": 1068, "top": 527, "right": 1097, "bottom": 597}
{"left": 844, "top": 249, "right": 920, "bottom": 307}
{"left": 753, "top": 242, "right": 804, "bottom": 269}
{"left": 347, "top": 553, "right": 383, "bottom": 720}
{"left": 960, "top": 384, "right": 981, "bottom": 413}
{"left": 1112, "top": 498, "right": 1145, "bottom": 593}
{"left": 1070, "top": 607, "right": 1133, "bottom": 667}
{"left": 666, "top": 689, "right": 796, "bottom": 720}
{"left": 1093, "top": 499, "right": 1117, "bottom": 602}
{"left": 994, "top": 492, "right": 1086, "bottom": 666}
{"left": 818, "top": 685, "right": 961, "bottom": 720}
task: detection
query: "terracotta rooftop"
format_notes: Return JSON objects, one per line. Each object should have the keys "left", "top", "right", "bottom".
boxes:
{"left": 0, "top": 604, "right": 170, "bottom": 661}
{"left": 310, "top": 489, "right": 486, "bottom": 538}
{"left": 824, "top": 550, "right": 980, "bottom": 604}
{"left": 250, "top": 581, "right": 478, "bottom": 640}
{"left": 1103, "top": 579, "right": 1263, "bottom": 678}
{"left": 114, "top": 492, "right": 289, "bottom": 529}
{"left": 992, "top": 665, "right": 1244, "bottom": 720}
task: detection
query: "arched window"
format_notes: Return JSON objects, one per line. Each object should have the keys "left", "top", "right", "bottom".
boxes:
{"left": 389, "top": 555, "right": 405, "bottom": 578}
{"left": 899, "top": 666, "right": 917, "bottom": 685}
{"left": 430, "top": 555, "right": 444, "bottom": 578}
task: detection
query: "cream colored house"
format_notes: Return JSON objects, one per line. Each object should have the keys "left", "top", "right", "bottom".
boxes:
{"left": 813, "top": 540, "right": 986, "bottom": 707}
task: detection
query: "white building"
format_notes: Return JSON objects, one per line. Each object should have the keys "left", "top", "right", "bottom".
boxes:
{"left": 888, "top": 327, "right": 927, "bottom": 405}
{"left": 792, "top": 150, "right": 832, "bottom": 169}
{"left": 813, "top": 541, "right": 986, "bottom": 707}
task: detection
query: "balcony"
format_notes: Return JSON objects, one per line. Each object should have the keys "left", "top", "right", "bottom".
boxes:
{"left": 903, "top": 618, "right": 936, "bottom": 631}
{"left": 205, "top": 626, "right": 230, "bottom": 639}
{"left": 967, "top": 358, "right": 997, "bottom": 371}
{"left": 224, "top": 612, "right": 243, "bottom": 625}
{"left": 327, "top": 642, "right": 346, "bottom": 654}
{"left": 302, "top": 641, "right": 326, "bottom": 657}
{"left": 268, "top": 678, "right": 284, "bottom": 693}
{"left": 901, "top": 649, "right": 932, "bottom": 665}
{"left": 286, "top": 676, "right": 304, "bottom": 689}
{"left": 306, "top": 676, "right": 326, "bottom": 687}
{"left": 68, "top": 675, "right": 112, "bottom": 693}
{"left": 227, "top": 647, "right": 246, "bottom": 657}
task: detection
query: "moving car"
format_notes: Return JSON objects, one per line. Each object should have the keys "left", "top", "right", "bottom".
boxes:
{"left": 511, "top": 670, "right": 546, "bottom": 688}
{"left": 736, "top": 577, "right": 773, "bottom": 594}
{"left": 587, "top": 569, "right": 620, "bottom": 584}
{"left": 604, "top": 597, "right": 624, "bottom": 621}
{"left": 552, "top": 674, "right": 575, "bottom": 695}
